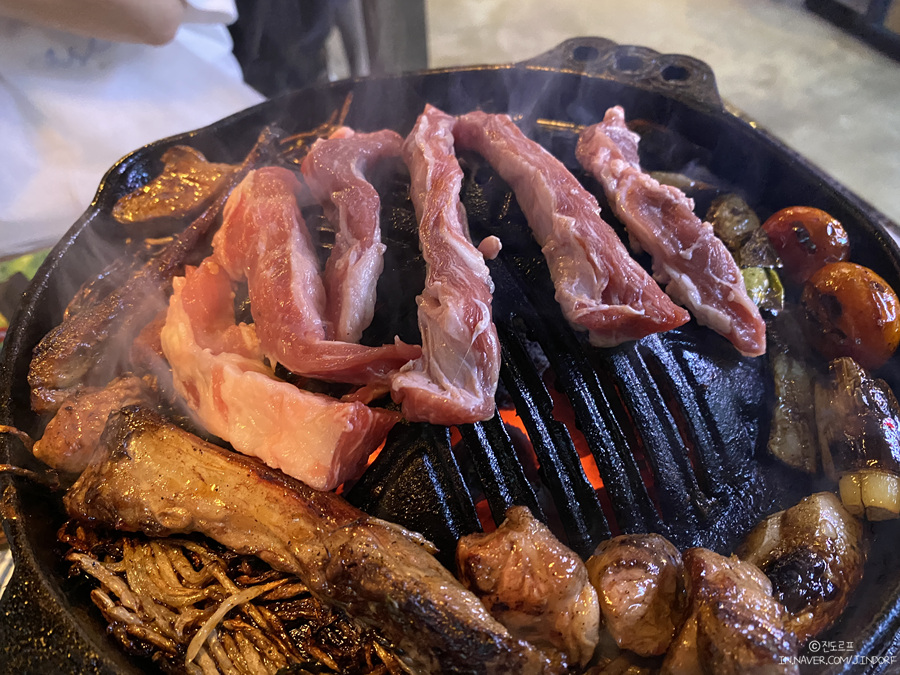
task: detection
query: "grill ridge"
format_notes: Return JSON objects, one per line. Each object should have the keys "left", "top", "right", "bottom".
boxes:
{"left": 456, "top": 416, "right": 546, "bottom": 527}
{"left": 605, "top": 346, "right": 701, "bottom": 546}
{"left": 639, "top": 333, "right": 730, "bottom": 499}
{"left": 345, "top": 423, "right": 481, "bottom": 566}
{"left": 497, "top": 322, "right": 610, "bottom": 557}
{"left": 521, "top": 308, "right": 662, "bottom": 537}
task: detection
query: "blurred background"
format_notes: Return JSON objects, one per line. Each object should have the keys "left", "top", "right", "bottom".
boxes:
{"left": 2, "top": 0, "right": 897, "bottom": 257}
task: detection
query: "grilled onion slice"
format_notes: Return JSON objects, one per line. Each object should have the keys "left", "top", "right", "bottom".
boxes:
{"left": 838, "top": 469, "right": 900, "bottom": 521}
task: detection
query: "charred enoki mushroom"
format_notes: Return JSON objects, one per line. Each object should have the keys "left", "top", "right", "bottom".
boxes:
{"left": 61, "top": 523, "right": 405, "bottom": 675}
{"left": 278, "top": 93, "right": 354, "bottom": 167}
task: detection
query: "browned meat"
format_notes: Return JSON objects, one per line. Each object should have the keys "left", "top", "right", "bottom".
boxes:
{"left": 663, "top": 610, "right": 702, "bottom": 675}
{"left": 585, "top": 533, "right": 687, "bottom": 657}
{"left": 661, "top": 548, "right": 798, "bottom": 675}
{"left": 585, "top": 650, "right": 660, "bottom": 675}
{"left": 32, "top": 374, "right": 152, "bottom": 473}
{"left": 64, "top": 407, "right": 552, "bottom": 675}
{"left": 456, "top": 506, "right": 600, "bottom": 669}
{"left": 738, "top": 492, "right": 865, "bottom": 642}
{"left": 304, "top": 516, "right": 554, "bottom": 674}
{"left": 112, "top": 145, "right": 237, "bottom": 226}
{"left": 62, "top": 239, "right": 168, "bottom": 321}
{"left": 28, "top": 272, "right": 168, "bottom": 414}
{"left": 27, "top": 128, "right": 277, "bottom": 414}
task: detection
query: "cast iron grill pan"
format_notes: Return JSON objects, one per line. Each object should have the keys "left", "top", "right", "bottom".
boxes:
{"left": 3, "top": 37, "right": 900, "bottom": 674}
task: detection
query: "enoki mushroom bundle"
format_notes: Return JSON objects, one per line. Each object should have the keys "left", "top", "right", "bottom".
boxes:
{"left": 61, "top": 524, "right": 404, "bottom": 675}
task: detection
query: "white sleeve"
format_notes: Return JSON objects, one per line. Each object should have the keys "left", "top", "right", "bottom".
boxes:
{"left": 181, "top": 0, "right": 239, "bottom": 26}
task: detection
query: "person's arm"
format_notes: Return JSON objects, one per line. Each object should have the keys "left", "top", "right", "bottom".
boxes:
{"left": 0, "top": 0, "right": 189, "bottom": 45}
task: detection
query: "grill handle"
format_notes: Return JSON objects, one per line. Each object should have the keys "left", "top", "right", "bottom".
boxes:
{"left": 517, "top": 36, "right": 724, "bottom": 111}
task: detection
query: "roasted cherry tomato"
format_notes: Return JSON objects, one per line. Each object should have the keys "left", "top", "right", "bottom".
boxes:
{"left": 762, "top": 206, "right": 850, "bottom": 284}
{"left": 801, "top": 262, "right": 900, "bottom": 369}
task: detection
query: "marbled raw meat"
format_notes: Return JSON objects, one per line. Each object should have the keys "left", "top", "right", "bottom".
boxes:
{"left": 391, "top": 105, "right": 500, "bottom": 424}
{"left": 576, "top": 106, "right": 765, "bottom": 356}
{"left": 453, "top": 111, "right": 689, "bottom": 347}
{"left": 160, "top": 258, "right": 398, "bottom": 491}
{"left": 301, "top": 129, "right": 401, "bottom": 343}
{"left": 213, "top": 166, "right": 419, "bottom": 385}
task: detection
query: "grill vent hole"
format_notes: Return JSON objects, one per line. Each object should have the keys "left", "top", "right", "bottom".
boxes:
{"left": 572, "top": 45, "right": 600, "bottom": 63}
{"left": 615, "top": 54, "right": 645, "bottom": 72}
{"left": 661, "top": 64, "right": 691, "bottom": 82}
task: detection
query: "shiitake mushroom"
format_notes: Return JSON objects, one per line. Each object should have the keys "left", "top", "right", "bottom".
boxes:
{"left": 738, "top": 492, "right": 865, "bottom": 642}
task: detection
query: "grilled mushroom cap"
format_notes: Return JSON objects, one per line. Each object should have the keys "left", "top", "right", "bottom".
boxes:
{"left": 738, "top": 492, "right": 865, "bottom": 642}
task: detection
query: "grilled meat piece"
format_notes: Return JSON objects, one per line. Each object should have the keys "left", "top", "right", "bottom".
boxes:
{"left": 304, "top": 516, "right": 554, "bottom": 674}
{"left": 32, "top": 374, "right": 152, "bottom": 473}
{"left": 213, "top": 166, "right": 420, "bottom": 386}
{"left": 661, "top": 548, "right": 798, "bottom": 675}
{"left": 456, "top": 506, "right": 600, "bottom": 668}
{"left": 453, "top": 110, "right": 689, "bottom": 347}
{"left": 62, "top": 238, "right": 173, "bottom": 321}
{"left": 27, "top": 129, "right": 277, "bottom": 414}
{"left": 576, "top": 107, "right": 765, "bottom": 356}
{"left": 588, "top": 653, "right": 660, "bottom": 675}
{"left": 128, "top": 310, "right": 175, "bottom": 402}
{"left": 301, "top": 128, "right": 402, "bottom": 344}
{"left": 738, "top": 492, "right": 865, "bottom": 642}
{"left": 585, "top": 533, "right": 687, "bottom": 657}
{"left": 64, "top": 406, "right": 551, "bottom": 675}
{"left": 391, "top": 105, "right": 501, "bottom": 424}
{"left": 27, "top": 270, "right": 168, "bottom": 415}
{"left": 112, "top": 145, "right": 237, "bottom": 227}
